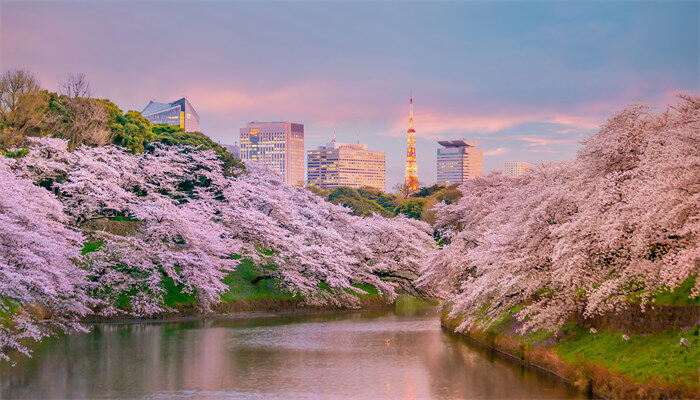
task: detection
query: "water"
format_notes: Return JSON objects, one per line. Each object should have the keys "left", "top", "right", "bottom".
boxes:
{"left": 1, "top": 307, "right": 584, "bottom": 399}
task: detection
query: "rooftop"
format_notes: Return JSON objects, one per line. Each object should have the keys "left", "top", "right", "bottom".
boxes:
{"left": 437, "top": 139, "right": 481, "bottom": 148}
{"left": 141, "top": 100, "right": 179, "bottom": 117}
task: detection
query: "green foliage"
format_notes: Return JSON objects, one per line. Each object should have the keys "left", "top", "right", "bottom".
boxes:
{"left": 433, "top": 186, "right": 462, "bottom": 205}
{"left": 2, "top": 148, "right": 29, "bottom": 158}
{"left": 81, "top": 240, "right": 104, "bottom": 255}
{"left": 357, "top": 187, "right": 399, "bottom": 214}
{"left": 413, "top": 184, "right": 445, "bottom": 198}
{"left": 151, "top": 123, "right": 183, "bottom": 136}
{"left": 327, "top": 187, "right": 394, "bottom": 217}
{"left": 104, "top": 100, "right": 154, "bottom": 153}
{"left": 557, "top": 326, "right": 699, "bottom": 389}
{"left": 394, "top": 198, "right": 426, "bottom": 220}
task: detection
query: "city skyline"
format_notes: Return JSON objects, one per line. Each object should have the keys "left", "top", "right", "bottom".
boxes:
{"left": 2, "top": 1, "right": 696, "bottom": 186}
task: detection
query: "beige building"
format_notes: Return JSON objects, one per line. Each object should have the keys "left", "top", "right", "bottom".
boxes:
{"left": 436, "top": 140, "right": 483, "bottom": 184}
{"left": 504, "top": 161, "right": 531, "bottom": 177}
{"left": 307, "top": 141, "right": 385, "bottom": 191}
{"left": 240, "top": 122, "right": 305, "bottom": 186}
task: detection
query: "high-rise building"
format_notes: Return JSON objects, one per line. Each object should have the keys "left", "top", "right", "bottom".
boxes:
{"left": 239, "top": 122, "right": 305, "bottom": 186}
{"left": 141, "top": 97, "right": 200, "bottom": 132}
{"left": 307, "top": 141, "right": 386, "bottom": 191}
{"left": 504, "top": 161, "right": 531, "bottom": 177}
{"left": 436, "top": 140, "right": 484, "bottom": 185}
{"left": 404, "top": 95, "right": 419, "bottom": 192}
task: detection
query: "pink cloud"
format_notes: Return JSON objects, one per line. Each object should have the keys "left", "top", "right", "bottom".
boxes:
{"left": 484, "top": 147, "right": 510, "bottom": 156}
{"left": 518, "top": 137, "right": 576, "bottom": 146}
{"left": 381, "top": 108, "right": 602, "bottom": 140}
{"left": 183, "top": 79, "right": 691, "bottom": 143}
{"left": 525, "top": 147, "right": 559, "bottom": 153}
{"left": 185, "top": 81, "right": 392, "bottom": 127}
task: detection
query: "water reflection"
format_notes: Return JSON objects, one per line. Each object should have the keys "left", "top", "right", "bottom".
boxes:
{"left": 0, "top": 307, "right": 584, "bottom": 399}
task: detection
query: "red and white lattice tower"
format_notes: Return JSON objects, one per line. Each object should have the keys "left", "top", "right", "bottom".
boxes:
{"left": 404, "top": 94, "right": 419, "bottom": 192}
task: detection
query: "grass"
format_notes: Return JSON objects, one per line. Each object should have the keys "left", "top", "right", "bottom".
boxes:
{"left": 456, "top": 283, "right": 700, "bottom": 392}
{"left": 161, "top": 276, "right": 198, "bottom": 307}
{"left": 349, "top": 283, "right": 380, "bottom": 298}
{"left": 624, "top": 276, "right": 700, "bottom": 306}
{"left": 217, "top": 259, "right": 383, "bottom": 303}
{"left": 107, "top": 215, "right": 140, "bottom": 222}
{"left": 651, "top": 276, "right": 700, "bottom": 306}
{"left": 84, "top": 248, "right": 383, "bottom": 310}
{"left": 81, "top": 240, "right": 104, "bottom": 255}
{"left": 557, "top": 326, "right": 699, "bottom": 390}
{"left": 0, "top": 297, "right": 20, "bottom": 328}
{"left": 219, "top": 258, "right": 294, "bottom": 302}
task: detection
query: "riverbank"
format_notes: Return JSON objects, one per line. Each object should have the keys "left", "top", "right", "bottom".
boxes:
{"left": 80, "top": 295, "right": 393, "bottom": 323}
{"left": 441, "top": 310, "right": 699, "bottom": 400}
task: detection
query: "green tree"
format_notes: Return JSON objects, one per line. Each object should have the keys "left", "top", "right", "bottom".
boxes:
{"left": 357, "top": 187, "right": 399, "bottom": 215}
{"left": 104, "top": 101, "right": 154, "bottom": 153}
{"left": 327, "top": 187, "right": 393, "bottom": 217}
{"left": 414, "top": 184, "right": 446, "bottom": 198}
{"left": 394, "top": 198, "right": 426, "bottom": 220}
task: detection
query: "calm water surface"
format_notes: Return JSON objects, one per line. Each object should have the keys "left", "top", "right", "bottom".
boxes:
{"left": 1, "top": 307, "right": 584, "bottom": 399}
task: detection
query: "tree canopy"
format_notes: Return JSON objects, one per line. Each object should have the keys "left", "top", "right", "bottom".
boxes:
{"left": 419, "top": 95, "right": 700, "bottom": 334}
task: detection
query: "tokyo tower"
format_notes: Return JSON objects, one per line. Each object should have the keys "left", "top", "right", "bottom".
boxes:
{"left": 404, "top": 94, "right": 419, "bottom": 192}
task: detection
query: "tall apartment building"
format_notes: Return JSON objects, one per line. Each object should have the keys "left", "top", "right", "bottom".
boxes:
{"left": 504, "top": 161, "right": 531, "bottom": 177}
{"left": 141, "top": 97, "right": 200, "bottom": 132}
{"left": 239, "top": 122, "right": 305, "bottom": 186}
{"left": 307, "top": 141, "right": 386, "bottom": 191}
{"left": 436, "top": 140, "right": 483, "bottom": 185}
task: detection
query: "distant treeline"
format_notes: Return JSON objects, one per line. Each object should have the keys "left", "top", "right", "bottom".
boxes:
{"left": 308, "top": 183, "right": 462, "bottom": 223}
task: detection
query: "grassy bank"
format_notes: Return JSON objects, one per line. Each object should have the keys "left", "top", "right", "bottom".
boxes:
{"left": 558, "top": 326, "right": 698, "bottom": 392}
{"left": 441, "top": 308, "right": 699, "bottom": 399}
{"left": 78, "top": 240, "right": 390, "bottom": 317}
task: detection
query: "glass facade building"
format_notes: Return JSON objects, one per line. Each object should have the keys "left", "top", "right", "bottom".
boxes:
{"left": 141, "top": 97, "right": 200, "bottom": 132}
{"left": 436, "top": 140, "right": 484, "bottom": 185}
{"left": 307, "top": 142, "right": 385, "bottom": 191}
{"left": 240, "top": 122, "right": 305, "bottom": 186}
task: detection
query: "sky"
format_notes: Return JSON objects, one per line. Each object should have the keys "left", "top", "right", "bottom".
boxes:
{"left": 1, "top": 1, "right": 697, "bottom": 188}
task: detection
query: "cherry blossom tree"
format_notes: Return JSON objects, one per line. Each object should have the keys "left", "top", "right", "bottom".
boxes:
{"left": 219, "top": 162, "right": 434, "bottom": 304}
{"left": 0, "top": 157, "right": 91, "bottom": 361}
{"left": 420, "top": 95, "right": 700, "bottom": 333}
{"left": 9, "top": 138, "right": 435, "bottom": 319}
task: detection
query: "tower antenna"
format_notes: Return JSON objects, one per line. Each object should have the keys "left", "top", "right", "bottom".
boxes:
{"left": 404, "top": 91, "right": 418, "bottom": 192}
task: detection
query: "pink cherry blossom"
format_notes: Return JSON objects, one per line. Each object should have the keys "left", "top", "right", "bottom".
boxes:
{"left": 420, "top": 95, "right": 700, "bottom": 333}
